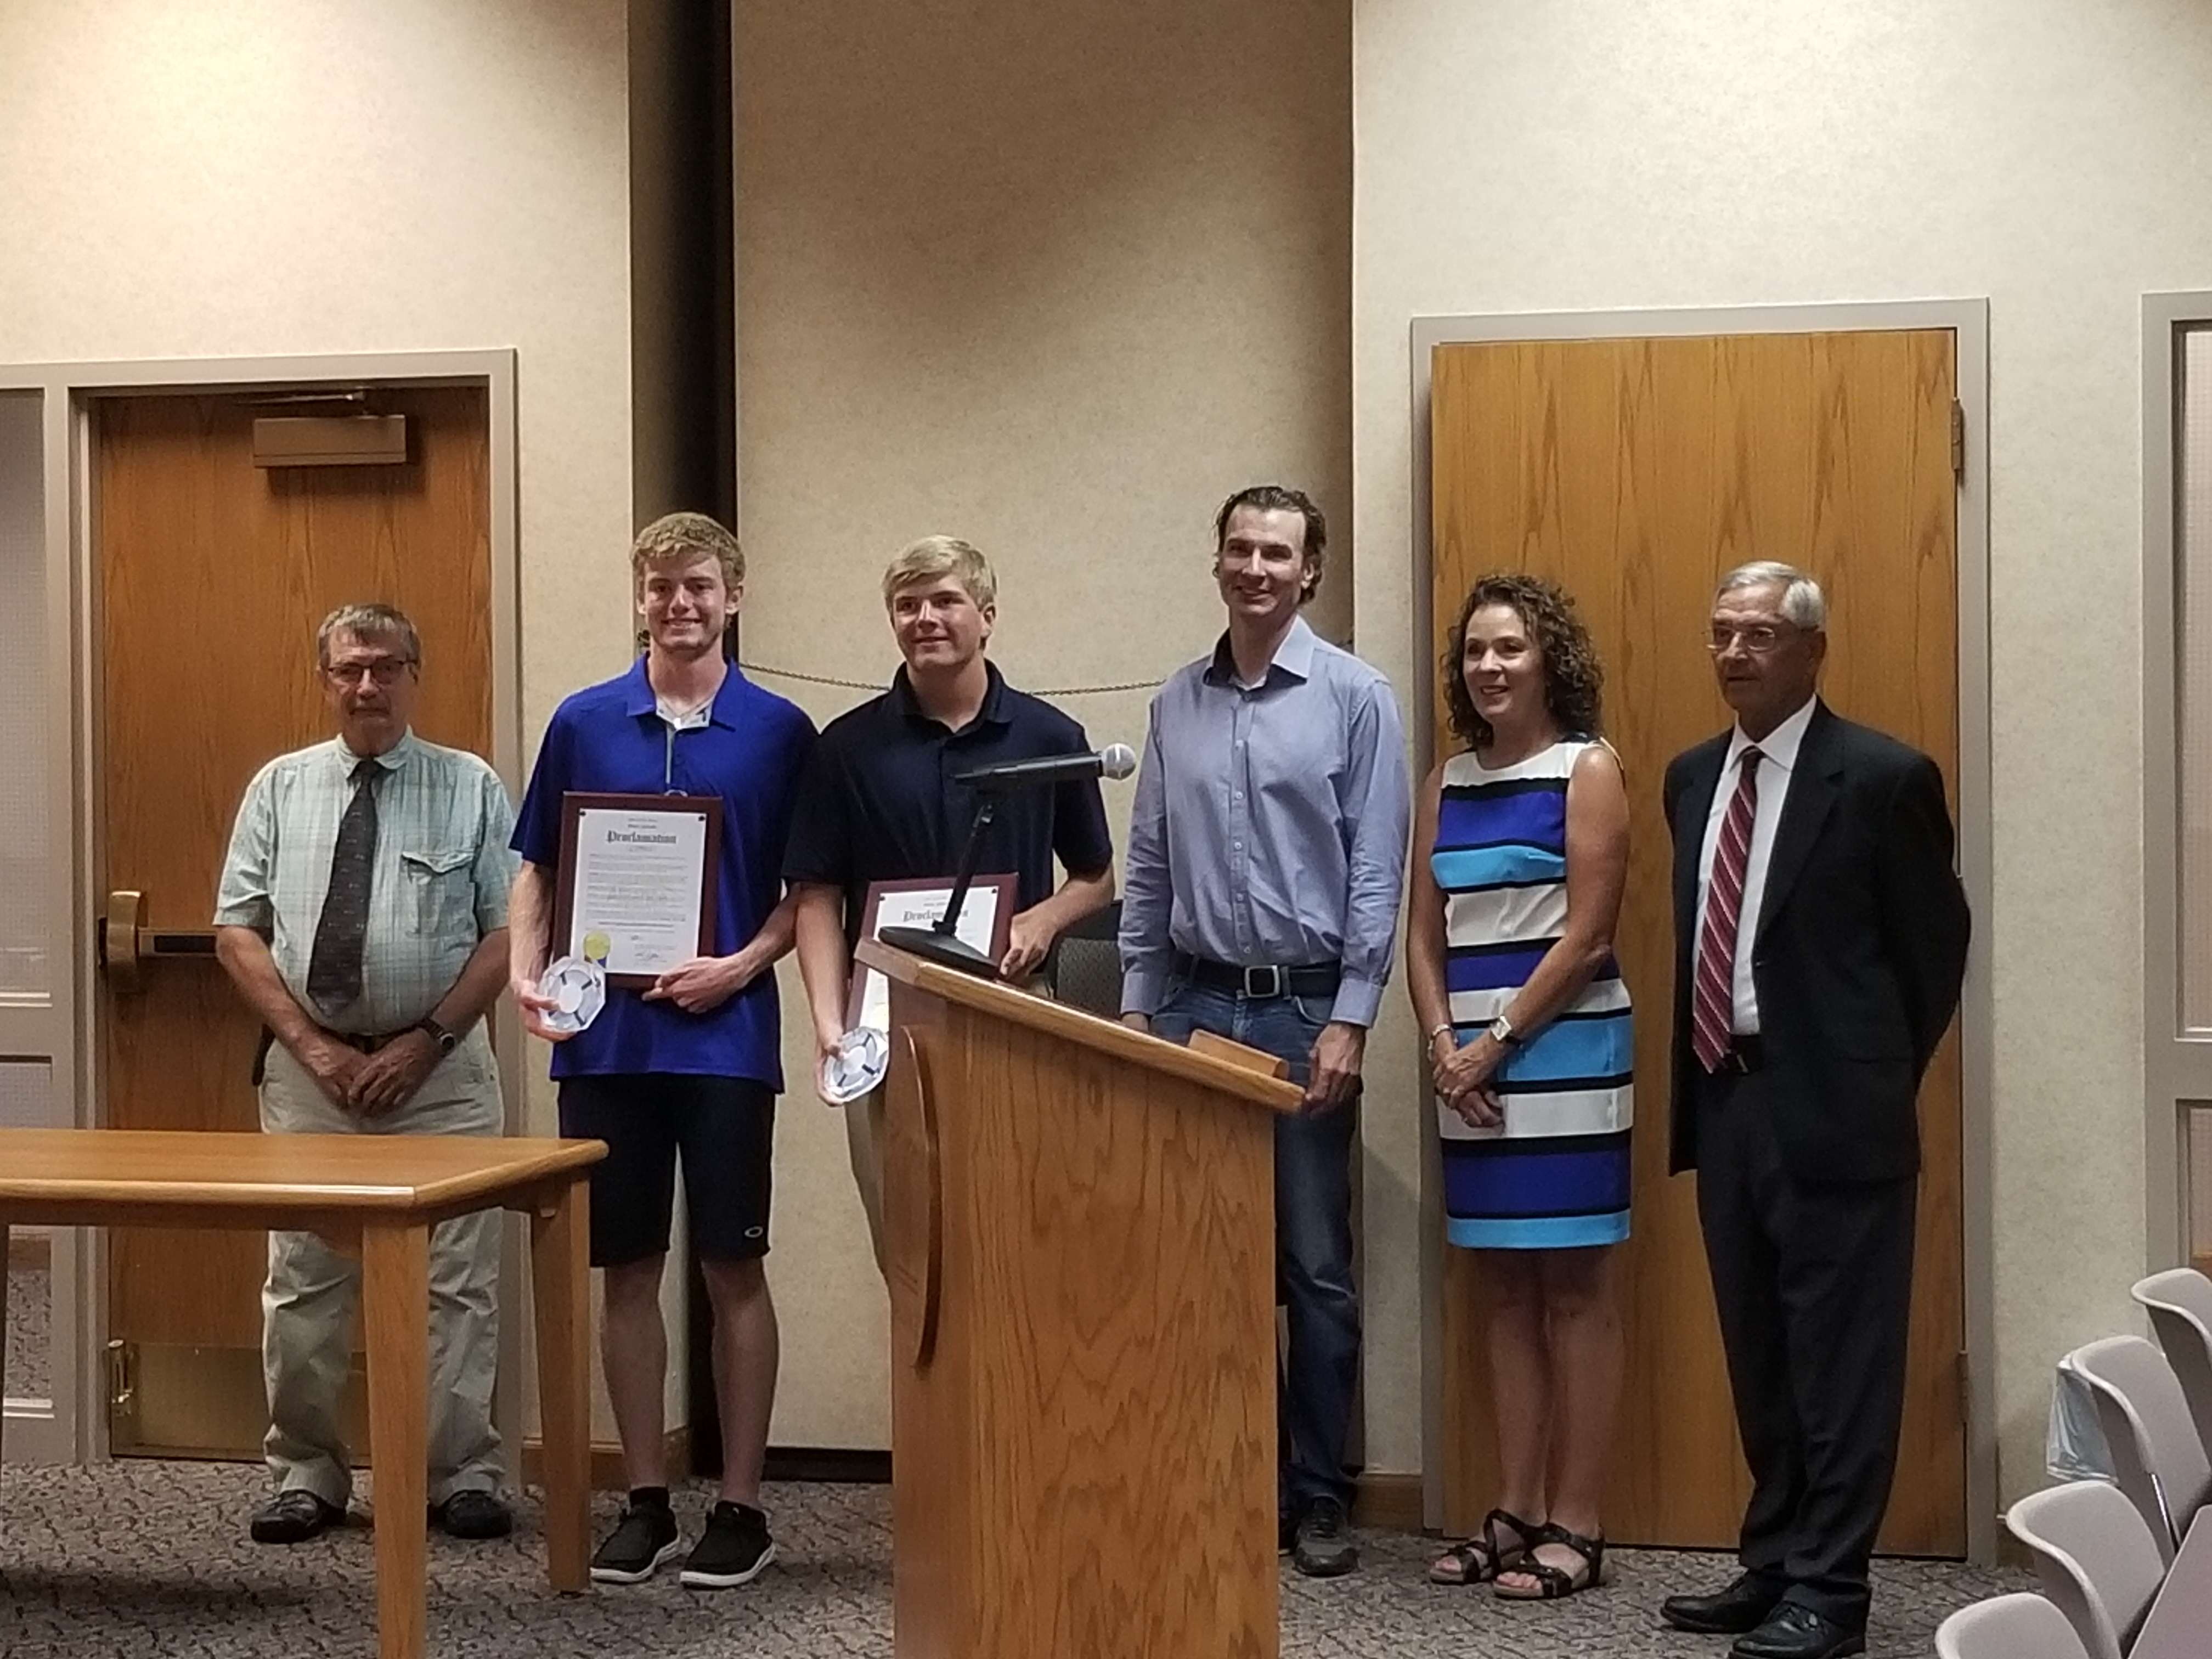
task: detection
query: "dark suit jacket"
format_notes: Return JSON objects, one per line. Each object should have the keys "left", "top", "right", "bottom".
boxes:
{"left": 1664, "top": 701, "right": 1970, "bottom": 1184}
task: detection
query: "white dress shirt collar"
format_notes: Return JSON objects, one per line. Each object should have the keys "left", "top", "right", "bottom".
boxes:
{"left": 1724, "top": 694, "right": 1818, "bottom": 778}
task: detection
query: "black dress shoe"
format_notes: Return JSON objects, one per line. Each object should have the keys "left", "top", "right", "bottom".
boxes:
{"left": 250, "top": 1488, "right": 345, "bottom": 1544}
{"left": 432, "top": 1489, "right": 514, "bottom": 1539}
{"left": 1732, "top": 1604, "right": 1865, "bottom": 1659}
{"left": 1661, "top": 1572, "right": 1785, "bottom": 1634}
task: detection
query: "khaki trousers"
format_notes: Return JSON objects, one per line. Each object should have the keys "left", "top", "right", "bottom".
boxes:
{"left": 259, "top": 1035, "right": 505, "bottom": 1507}
{"left": 845, "top": 1086, "right": 889, "bottom": 1279}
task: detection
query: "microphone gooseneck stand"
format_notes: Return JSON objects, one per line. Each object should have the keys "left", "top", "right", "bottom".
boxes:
{"left": 877, "top": 794, "right": 1002, "bottom": 979}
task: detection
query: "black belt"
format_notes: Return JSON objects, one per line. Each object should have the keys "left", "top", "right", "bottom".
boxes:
{"left": 1709, "top": 1034, "right": 1766, "bottom": 1075}
{"left": 1176, "top": 953, "right": 1341, "bottom": 1000}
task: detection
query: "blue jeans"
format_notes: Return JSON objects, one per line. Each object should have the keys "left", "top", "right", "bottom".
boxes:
{"left": 1150, "top": 979, "right": 1360, "bottom": 1514}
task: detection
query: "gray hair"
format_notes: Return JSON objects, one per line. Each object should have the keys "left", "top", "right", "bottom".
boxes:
{"left": 316, "top": 602, "right": 421, "bottom": 669}
{"left": 1716, "top": 561, "right": 1827, "bottom": 630}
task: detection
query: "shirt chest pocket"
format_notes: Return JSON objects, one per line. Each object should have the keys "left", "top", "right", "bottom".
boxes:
{"left": 399, "top": 848, "right": 476, "bottom": 940}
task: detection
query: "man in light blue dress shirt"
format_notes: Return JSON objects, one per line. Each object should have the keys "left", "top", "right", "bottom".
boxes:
{"left": 1120, "top": 485, "right": 1412, "bottom": 1578}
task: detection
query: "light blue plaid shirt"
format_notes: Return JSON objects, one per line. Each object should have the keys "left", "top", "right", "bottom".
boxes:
{"left": 214, "top": 730, "right": 518, "bottom": 1034}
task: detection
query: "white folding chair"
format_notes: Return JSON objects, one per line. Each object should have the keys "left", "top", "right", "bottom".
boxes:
{"left": 2134, "top": 1268, "right": 2212, "bottom": 1462}
{"left": 1936, "top": 1593, "right": 2092, "bottom": 1659}
{"left": 2005, "top": 1480, "right": 2165, "bottom": 1659}
{"left": 2068, "top": 1335, "right": 2212, "bottom": 1561}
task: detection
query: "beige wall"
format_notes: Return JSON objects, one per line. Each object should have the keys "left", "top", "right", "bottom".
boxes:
{"left": 0, "top": 0, "right": 653, "bottom": 1436}
{"left": 736, "top": 0, "right": 1353, "bottom": 1449}
{"left": 1353, "top": 0, "right": 2212, "bottom": 1505}
{"left": 0, "top": 1, "right": 637, "bottom": 724}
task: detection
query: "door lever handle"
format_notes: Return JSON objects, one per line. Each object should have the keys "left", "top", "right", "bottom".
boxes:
{"left": 99, "top": 889, "right": 145, "bottom": 994}
{"left": 98, "top": 889, "right": 221, "bottom": 994}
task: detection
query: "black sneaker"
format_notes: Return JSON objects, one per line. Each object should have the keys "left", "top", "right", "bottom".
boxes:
{"left": 431, "top": 1489, "right": 514, "bottom": 1539}
{"left": 250, "top": 1488, "right": 345, "bottom": 1544}
{"left": 679, "top": 1500, "right": 776, "bottom": 1589}
{"left": 1290, "top": 1495, "right": 1358, "bottom": 1578}
{"left": 590, "top": 1501, "right": 682, "bottom": 1584}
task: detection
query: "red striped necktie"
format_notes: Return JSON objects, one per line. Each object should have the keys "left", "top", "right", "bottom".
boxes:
{"left": 1692, "top": 748, "right": 1762, "bottom": 1073}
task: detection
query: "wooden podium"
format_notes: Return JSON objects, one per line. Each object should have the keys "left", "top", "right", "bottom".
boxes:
{"left": 856, "top": 943, "right": 1304, "bottom": 1659}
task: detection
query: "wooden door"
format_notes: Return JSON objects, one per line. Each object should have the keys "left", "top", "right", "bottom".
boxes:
{"left": 96, "top": 387, "right": 491, "bottom": 1458}
{"left": 1430, "top": 330, "right": 1965, "bottom": 1553}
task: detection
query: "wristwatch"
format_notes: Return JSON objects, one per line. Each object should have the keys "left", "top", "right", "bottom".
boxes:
{"left": 413, "top": 1015, "right": 458, "bottom": 1056}
{"left": 1486, "top": 1014, "right": 1522, "bottom": 1049}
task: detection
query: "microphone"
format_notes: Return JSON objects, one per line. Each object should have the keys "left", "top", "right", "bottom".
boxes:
{"left": 952, "top": 743, "right": 1137, "bottom": 792}
{"left": 879, "top": 741, "right": 1138, "bottom": 980}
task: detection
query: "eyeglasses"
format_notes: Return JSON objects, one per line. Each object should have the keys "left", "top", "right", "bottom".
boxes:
{"left": 1705, "top": 623, "right": 1800, "bottom": 656}
{"left": 323, "top": 657, "right": 416, "bottom": 687}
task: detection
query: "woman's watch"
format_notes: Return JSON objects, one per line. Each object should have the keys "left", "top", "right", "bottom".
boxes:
{"left": 413, "top": 1015, "right": 458, "bottom": 1056}
{"left": 1486, "top": 1014, "right": 1522, "bottom": 1048}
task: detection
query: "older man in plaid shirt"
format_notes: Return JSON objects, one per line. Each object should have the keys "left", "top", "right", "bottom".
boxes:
{"left": 213, "top": 602, "right": 518, "bottom": 1547}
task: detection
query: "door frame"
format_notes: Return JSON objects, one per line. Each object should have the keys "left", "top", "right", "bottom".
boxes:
{"left": 2141, "top": 291, "right": 2212, "bottom": 1274}
{"left": 1407, "top": 300, "right": 1996, "bottom": 1564}
{"left": 0, "top": 349, "right": 522, "bottom": 1465}
{"left": 0, "top": 381, "right": 77, "bottom": 1465}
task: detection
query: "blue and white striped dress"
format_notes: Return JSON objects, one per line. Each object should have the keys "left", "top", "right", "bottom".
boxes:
{"left": 1433, "top": 741, "right": 1633, "bottom": 1250}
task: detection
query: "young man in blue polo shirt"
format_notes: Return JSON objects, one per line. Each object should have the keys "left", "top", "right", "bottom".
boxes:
{"left": 508, "top": 513, "right": 814, "bottom": 1589}
{"left": 787, "top": 535, "right": 1115, "bottom": 1269}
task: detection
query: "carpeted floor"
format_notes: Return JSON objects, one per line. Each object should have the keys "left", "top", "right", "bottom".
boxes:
{"left": 0, "top": 1460, "right": 2025, "bottom": 1657}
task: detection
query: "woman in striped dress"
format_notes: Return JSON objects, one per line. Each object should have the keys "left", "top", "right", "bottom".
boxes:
{"left": 1406, "top": 573, "right": 1630, "bottom": 1602}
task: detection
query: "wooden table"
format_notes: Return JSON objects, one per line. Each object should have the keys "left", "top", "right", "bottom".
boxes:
{"left": 2134, "top": 1504, "right": 2212, "bottom": 1659}
{"left": 0, "top": 1128, "right": 606, "bottom": 1659}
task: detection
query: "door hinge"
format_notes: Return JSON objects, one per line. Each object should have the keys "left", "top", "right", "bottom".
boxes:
{"left": 1956, "top": 1349, "right": 1971, "bottom": 1424}
{"left": 107, "top": 1339, "right": 138, "bottom": 1417}
{"left": 1950, "top": 399, "right": 1966, "bottom": 480}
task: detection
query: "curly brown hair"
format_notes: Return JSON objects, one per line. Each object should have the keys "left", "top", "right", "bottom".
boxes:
{"left": 1441, "top": 572, "right": 1605, "bottom": 749}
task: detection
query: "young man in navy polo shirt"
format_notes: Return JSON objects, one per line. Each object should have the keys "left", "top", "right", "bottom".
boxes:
{"left": 508, "top": 513, "right": 814, "bottom": 1589}
{"left": 787, "top": 536, "right": 1115, "bottom": 1270}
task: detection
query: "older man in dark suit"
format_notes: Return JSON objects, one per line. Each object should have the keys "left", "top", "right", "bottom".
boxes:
{"left": 1657, "top": 563, "right": 1970, "bottom": 1659}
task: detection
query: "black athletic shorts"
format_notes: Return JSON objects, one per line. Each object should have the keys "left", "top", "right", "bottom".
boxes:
{"left": 557, "top": 1073, "right": 775, "bottom": 1266}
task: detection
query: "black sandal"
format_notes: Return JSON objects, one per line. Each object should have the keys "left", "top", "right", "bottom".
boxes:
{"left": 1493, "top": 1521, "right": 1604, "bottom": 1600}
{"left": 1427, "top": 1508, "right": 1538, "bottom": 1586}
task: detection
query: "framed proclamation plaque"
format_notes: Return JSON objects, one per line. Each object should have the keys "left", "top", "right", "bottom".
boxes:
{"left": 552, "top": 792, "right": 723, "bottom": 989}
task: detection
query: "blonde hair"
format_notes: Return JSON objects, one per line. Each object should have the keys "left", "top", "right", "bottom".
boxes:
{"left": 631, "top": 512, "right": 744, "bottom": 589}
{"left": 882, "top": 535, "right": 996, "bottom": 611}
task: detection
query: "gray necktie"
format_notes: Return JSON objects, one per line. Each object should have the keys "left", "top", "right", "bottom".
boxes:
{"left": 306, "top": 759, "right": 383, "bottom": 1015}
